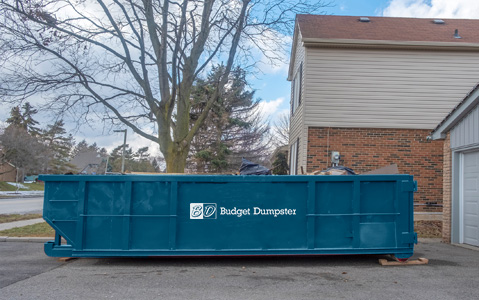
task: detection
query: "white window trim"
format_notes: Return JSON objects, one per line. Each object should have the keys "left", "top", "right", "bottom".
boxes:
{"left": 291, "top": 62, "right": 302, "bottom": 115}
{"left": 290, "top": 138, "right": 299, "bottom": 175}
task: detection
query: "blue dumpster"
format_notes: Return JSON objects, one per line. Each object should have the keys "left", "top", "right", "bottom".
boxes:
{"left": 40, "top": 174, "right": 417, "bottom": 259}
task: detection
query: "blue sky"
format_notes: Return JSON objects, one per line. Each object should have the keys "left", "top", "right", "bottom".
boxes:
{"left": 3, "top": 0, "right": 478, "bottom": 156}
{"left": 331, "top": 0, "right": 390, "bottom": 16}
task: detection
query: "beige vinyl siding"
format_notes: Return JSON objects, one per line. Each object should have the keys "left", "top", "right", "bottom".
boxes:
{"left": 304, "top": 48, "right": 479, "bottom": 129}
{"left": 289, "top": 32, "right": 307, "bottom": 173}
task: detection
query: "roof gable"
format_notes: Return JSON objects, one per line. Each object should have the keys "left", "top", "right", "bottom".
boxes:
{"left": 289, "top": 14, "right": 479, "bottom": 82}
{"left": 70, "top": 151, "right": 104, "bottom": 170}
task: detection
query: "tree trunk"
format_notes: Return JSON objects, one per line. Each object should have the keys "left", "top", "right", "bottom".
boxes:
{"left": 164, "top": 145, "right": 189, "bottom": 173}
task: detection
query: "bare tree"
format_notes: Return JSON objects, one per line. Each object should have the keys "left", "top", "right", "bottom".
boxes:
{"left": 273, "top": 112, "right": 290, "bottom": 147}
{"left": 0, "top": 0, "right": 329, "bottom": 172}
{"left": 0, "top": 126, "right": 49, "bottom": 178}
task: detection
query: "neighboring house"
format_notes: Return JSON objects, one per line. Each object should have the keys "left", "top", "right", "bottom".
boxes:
{"left": 0, "top": 162, "right": 17, "bottom": 182}
{"left": 24, "top": 175, "right": 39, "bottom": 182}
{"left": 431, "top": 84, "right": 479, "bottom": 247}
{"left": 70, "top": 151, "right": 105, "bottom": 174}
{"left": 288, "top": 15, "right": 479, "bottom": 215}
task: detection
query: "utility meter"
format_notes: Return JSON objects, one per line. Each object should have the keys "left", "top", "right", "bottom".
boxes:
{"left": 331, "top": 151, "right": 340, "bottom": 166}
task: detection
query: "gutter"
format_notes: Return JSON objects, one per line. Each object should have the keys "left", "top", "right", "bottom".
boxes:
{"left": 302, "top": 37, "right": 479, "bottom": 51}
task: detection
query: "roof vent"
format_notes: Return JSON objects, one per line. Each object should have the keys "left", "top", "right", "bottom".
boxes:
{"left": 359, "top": 17, "right": 370, "bottom": 23}
{"left": 433, "top": 19, "right": 445, "bottom": 24}
{"left": 454, "top": 29, "right": 462, "bottom": 39}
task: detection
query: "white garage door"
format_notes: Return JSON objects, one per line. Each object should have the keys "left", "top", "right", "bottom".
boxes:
{"left": 463, "top": 151, "right": 479, "bottom": 247}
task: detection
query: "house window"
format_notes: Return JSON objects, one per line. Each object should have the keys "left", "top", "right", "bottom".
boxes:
{"left": 290, "top": 138, "right": 299, "bottom": 175}
{"left": 291, "top": 62, "right": 303, "bottom": 115}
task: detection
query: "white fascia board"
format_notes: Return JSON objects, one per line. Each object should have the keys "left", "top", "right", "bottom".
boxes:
{"left": 287, "top": 24, "right": 300, "bottom": 81}
{"left": 302, "top": 38, "right": 479, "bottom": 51}
{"left": 431, "top": 87, "right": 479, "bottom": 140}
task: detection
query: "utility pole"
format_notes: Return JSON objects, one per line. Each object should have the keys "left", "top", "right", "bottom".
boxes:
{"left": 105, "top": 156, "right": 110, "bottom": 174}
{"left": 114, "top": 129, "right": 127, "bottom": 173}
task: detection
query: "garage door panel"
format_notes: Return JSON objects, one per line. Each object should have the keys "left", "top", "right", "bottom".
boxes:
{"left": 464, "top": 214, "right": 478, "bottom": 225}
{"left": 464, "top": 179, "right": 477, "bottom": 191}
{"left": 463, "top": 151, "right": 479, "bottom": 247}
{"left": 464, "top": 202, "right": 477, "bottom": 212}
{"left": 465, "top": 225, "right": 478, "bottom": 235}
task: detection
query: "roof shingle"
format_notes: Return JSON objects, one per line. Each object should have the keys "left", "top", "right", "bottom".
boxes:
{"left": 297, "top": 15, "right": 479, "bottom": 43}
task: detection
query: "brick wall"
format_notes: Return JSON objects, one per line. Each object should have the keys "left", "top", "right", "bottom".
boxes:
{"left": 442, "top": 132, "right": 452, "bottom": 243}
{"left": 0, "top": 163, "right": 17, "bottom": 182}
{"left": 307, "top": 127, "right": 444, "bottom": 213}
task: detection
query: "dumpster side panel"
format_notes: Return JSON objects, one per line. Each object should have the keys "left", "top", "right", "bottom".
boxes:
{"left": 82, "top": 182, "right": 127, "bottom": 250}
{"left": 43, "top": 181, "right": 80, "bottom": 246}
{"left": 315, "top": 181, "right": 354, "bottom": 248}
{"left": 41, "top": 175, "right": 417, "bottom": 258}
{"left": 359, "top": 181, "right": 397, "bottom": 248}
{"left": 176, "top": 182, "right": 308, "bottom": 250}
{"left": 130, "top": 181, "right": 171, "bottom": 250}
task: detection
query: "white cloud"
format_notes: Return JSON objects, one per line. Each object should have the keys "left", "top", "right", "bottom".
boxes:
{"left": 75, "top": 126, "right": 162, "bottom": 157}
{"left": 257, "top": 97, "right": 284, "bottom": 120}
{"left": 276, "top": 108, "right": 290, "bottom": 117}
{"left": 381, "top": 0, "right": 479, "bottom": 18}
{"left": 256, "top": 54, "right": 290, "bottom": 75}
{"left": 243, "top": 27, "right": 292, "bottom": 76}
{"left": 127, "top": 134, "right": 162, "bottom": 157}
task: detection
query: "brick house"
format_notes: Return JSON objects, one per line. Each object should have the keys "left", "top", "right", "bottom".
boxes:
{"left": 288, "top": 15, "right": 479, "bottom": 216}
{"left": 431, "top": 84, "right": 479, "bottom": 247}
{"left": 0, "top": 162, "right": 17, "bottom": 182}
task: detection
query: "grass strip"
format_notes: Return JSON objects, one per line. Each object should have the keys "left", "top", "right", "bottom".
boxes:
{"left": 23, "top": 182, "right": 45, "bottom": 191}
{"left": 0, "top": 222, "right": 54, "bottom": 237}
{"left": 0, "top": 214, "right": 43, "bottom": 224}
{"left": 0, "top": 181, "right": 44, "bottom": 191}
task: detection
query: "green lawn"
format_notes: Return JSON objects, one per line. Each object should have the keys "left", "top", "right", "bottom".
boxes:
{"left": 0, "top": 222, "right": 54, "bottom": 237}
{"left": 0, "top": 181, "right": 44, "bottom": 191}
{"left": 0, "top": 214, "right": 43, "bottom": 224}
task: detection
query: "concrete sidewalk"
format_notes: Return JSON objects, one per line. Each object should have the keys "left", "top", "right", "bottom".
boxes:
{"left": 0, "top": 191, "right": 44, "bottom": 198}
{"left": 0, "top": 218, "right": 44, "bottom": 231}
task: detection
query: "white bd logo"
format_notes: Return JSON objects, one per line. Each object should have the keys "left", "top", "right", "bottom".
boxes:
{"left": 190, "top": 203, "right": 217, "bottom": 219}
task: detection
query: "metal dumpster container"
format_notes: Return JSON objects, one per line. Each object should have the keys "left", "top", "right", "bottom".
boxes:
{"left": 40, "top": 174, "right": 417, "bottom": 259}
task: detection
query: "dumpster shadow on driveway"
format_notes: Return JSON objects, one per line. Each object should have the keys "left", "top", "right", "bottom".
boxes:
{"left": 90, "top": 254, "right": 401, "bottom": 268}
{"left": 84, "top": 241, "right": 464, "bottom": 268}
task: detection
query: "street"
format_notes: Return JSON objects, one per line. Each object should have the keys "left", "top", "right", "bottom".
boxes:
{"left": 0, "top": 240, "right": 478, "bottom": 300}
{"left": 0, "top": 197, "right": 43, "bottom": 214}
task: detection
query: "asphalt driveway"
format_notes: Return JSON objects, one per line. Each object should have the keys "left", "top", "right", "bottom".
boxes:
{"left": 0, "top": 240, "right": 478, "bottom": 300}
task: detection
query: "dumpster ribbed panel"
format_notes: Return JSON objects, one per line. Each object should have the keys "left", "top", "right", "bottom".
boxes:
{"left": 41, "top": 175, "right": 417, "bottom": 259}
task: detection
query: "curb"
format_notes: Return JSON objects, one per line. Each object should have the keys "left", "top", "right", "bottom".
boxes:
{"left": 0, "top": 236, "right": 52, "bottom": 243}
{"left": 0, "top": 193, "right": 44, "bottom": 199}
{"left": 453, "top": 243, "right": 479, "bottom": 252}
